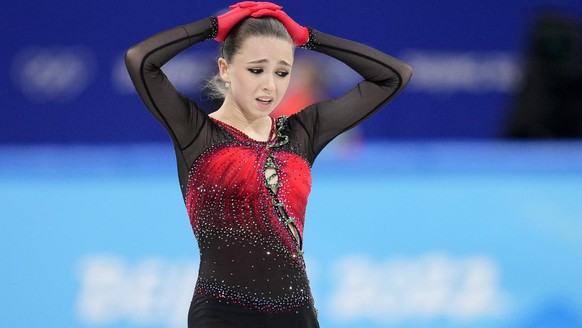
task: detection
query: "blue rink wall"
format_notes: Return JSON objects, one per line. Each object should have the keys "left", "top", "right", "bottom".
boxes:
{"left": 2, "top": 142, "right": 582, "bottom": 328}
{"left": 3, "top": 0, "right": 582, "bottom": 143}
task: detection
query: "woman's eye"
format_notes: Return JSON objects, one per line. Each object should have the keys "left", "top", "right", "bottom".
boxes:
{"left": 248, "top": 68, "right": 263, "bottom": 74}
{"left": 277, "top": 71, "right": 289, "bottom": 77}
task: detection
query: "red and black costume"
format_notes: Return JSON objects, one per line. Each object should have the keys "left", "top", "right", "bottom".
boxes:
{"left": 126, "top": 15, "right": 411, "bottom": 328}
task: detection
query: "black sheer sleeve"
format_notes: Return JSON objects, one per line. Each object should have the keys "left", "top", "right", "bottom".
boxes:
{"left": 125, "top": 17, "right": 217, "bottom": 150}
{"left": 293, "top": 29, "right": 413, "bottom": 163}
{"left": 125, "top": 17, "right": 220, "bottom": 197}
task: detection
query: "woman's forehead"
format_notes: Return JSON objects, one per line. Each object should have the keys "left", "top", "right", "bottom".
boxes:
{"left": 234, "top": 36, "right": 294, "bottom": 64}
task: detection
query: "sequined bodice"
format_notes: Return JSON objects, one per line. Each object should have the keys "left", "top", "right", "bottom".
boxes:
{"left": 185, "top": 117, "right": 314, "bottom": 312}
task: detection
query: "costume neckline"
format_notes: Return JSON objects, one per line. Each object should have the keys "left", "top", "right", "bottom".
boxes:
{"left": 210, "top": 116, "right": 276, "bottom": 144}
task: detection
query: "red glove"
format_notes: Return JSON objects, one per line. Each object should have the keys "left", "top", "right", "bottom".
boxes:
{"left": 215, "top": 2, "right": 283, "bottom": 42}
{"left": 231, "top": 1, "right": 281, "bottom": 10}
{"left": 251, "top": 8, "right": 309, "bottom": 46}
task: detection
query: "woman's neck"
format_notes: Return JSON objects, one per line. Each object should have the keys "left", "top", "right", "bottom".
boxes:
{"left": 209, "top": 104, "right": 273, "bottom": 142}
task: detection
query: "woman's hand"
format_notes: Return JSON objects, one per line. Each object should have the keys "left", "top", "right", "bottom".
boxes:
{"left": 230, "top": 1, "right": 281, "bottom": 10}
{"left": 215, "top": 2, "right": 283, "bottom": 42}
{"left": 251, "top": 8, "right": 309, "bottom": 46}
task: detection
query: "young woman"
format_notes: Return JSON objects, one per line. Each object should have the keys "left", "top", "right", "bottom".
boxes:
{"left": 125, "top": 2, "right": 412, "bottom": 327}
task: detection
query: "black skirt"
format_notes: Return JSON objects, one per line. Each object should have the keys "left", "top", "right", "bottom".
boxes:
{"left": 188, "top": 295, "right": 320, "bottom": 328}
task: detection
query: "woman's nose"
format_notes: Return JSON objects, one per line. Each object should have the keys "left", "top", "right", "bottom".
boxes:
{"left": 262, "top": 74, "right": 276, "bottom": 91}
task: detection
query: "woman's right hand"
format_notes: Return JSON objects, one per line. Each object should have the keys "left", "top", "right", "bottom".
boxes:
{"left": 215, "top": 2, "right": 283, "bottom": 42}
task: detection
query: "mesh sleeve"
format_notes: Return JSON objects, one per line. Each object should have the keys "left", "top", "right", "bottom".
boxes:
{"left": 124, "top": 17, "right": 218, "bottom": 150}
{"left": 295, "top": 28, "right": 413, "bottom": 161}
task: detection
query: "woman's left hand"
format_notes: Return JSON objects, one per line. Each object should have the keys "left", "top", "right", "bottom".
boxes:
{"left": 231, "top": 1, "right": 282, "bottom": 10}
{"left": 251, "top": 8, "right": 309, "bottom": 46}
{"left": 215, "top": 2, "right": 284, "bottom": 42}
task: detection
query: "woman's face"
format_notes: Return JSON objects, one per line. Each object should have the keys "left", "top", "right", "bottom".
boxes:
{"left": 219, "top": 36, "right": 294, "bottom": 119}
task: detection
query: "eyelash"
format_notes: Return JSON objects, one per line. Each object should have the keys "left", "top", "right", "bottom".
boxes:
{"left": 248, "top": 68, "right": 289, "bottom": 77}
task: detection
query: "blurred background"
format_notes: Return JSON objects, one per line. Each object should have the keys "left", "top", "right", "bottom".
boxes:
{"left": 2, "top": 0, "right": 582, "bottom": 327}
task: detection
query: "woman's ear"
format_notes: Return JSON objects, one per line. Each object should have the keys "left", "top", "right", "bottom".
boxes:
{"left": 218, "top": 58, "right": 230, "bottom": 83}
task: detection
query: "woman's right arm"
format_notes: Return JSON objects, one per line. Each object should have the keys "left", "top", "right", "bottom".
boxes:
{"left": 125, "top": 17, "right": 217, "bottom": 149}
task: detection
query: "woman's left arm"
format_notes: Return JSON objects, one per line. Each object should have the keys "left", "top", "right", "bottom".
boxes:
{"left": 296, "top": 28, "right": 412, "bottom": 155}
{"left": 250, "top": 6, "right": 412, "bottom": 156}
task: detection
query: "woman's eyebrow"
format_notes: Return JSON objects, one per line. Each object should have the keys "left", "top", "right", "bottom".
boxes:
{"left": 247, "top": 59, "right": 292, "bottom": 67}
